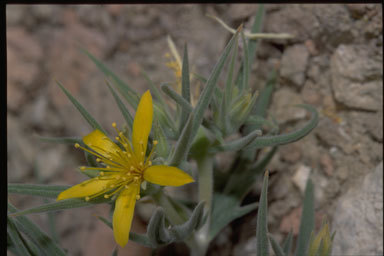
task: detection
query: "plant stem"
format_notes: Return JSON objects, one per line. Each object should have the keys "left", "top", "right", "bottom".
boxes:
{"left": 193, "top": 154, "right": 214, "bottom": 256}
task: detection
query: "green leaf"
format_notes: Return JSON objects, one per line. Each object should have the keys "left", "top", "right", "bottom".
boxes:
{"left": 8, "top": 203, "right": 66, "bottom": 256}
{"left": 153, "top": 120, "right": 170, "bottom": 159}
{"left": 7, "top": 216, "right": 33, "bottom": 256}
{"left": 294, "top": 178, "right": 315, "bottom": 256}
{"left": 8, "top": 184, "right": 70, "bottom": 199}
{"left": 244, "top": 104, "right": 319, "bottom": 150}
{"left": 190, "top": 26, "right": 241, "bottom": 143}
{"left": 10, "top": 197, "right": 109, "bottom": 217}
{"left": 209, "top": 193, "right": 258, "bottom": 241}
{"left": 210, "top": 129, "right": 262, "bottom": 153}
{"left": 235, "top": 4, "right": 265, "bottom": 90}
{"left": 56, "top": 81, "right": 106, "bottom": 134}
{"left": 169, "top": 201, "right": 205, "bottom": 241}
{"left": 224, "top": 146, "right": 277, "bottom": 199}
{"left": 161, "top": 84, "right": 193, "bottom": 114}
{"left": 81, "top": 48, "right": 140, "bottom": 109}
{"left": 180, "top": 44, "right": 191, "bottom": 134}
{"left": 141, "top": 71, "right": 175, "bottom": 130}
{"left": 282, "top": 230, "right": 293, "bottom": 255}
{"left": 36, "top": 135, "right": 82, "bottom": 145}
{"left": 252, "top": 69, "right": 277, "bottom": 118}
{"left": 169, "top": 113, "right": 194, "bottom": 167}
{"left": 269, "top": 234, "right": 286, "bottom": 256}
{"left": 239, "top": 31, "right": 250, "bottom": 93}
{"left": 106, "top": 80, "right": 133, "bottom": 129}
{"left": 256, "top": 171, "right": 269, "bottom": 256}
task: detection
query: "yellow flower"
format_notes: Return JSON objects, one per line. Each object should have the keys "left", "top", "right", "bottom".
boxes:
{"left": 57, "top": 90, "right": 194, "bottom": 247}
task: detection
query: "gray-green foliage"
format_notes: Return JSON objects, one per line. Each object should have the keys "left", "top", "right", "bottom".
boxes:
{"left": 8, "top": 5, "right": 322, "bottom": 255}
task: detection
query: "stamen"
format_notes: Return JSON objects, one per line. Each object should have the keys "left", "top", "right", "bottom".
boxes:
{"left": 100, "top": 171, "right": 104, "bottom": 176}
{"left": 153, "top": 140, "right": 158, "bottom": 145}
{"left": 112, "top": 122, "right": 117, "bottom": 128}
{"left": 136, "top": 194, "right": 141, "bottom": 200}
{"left": 80, "top": 166, "right": 86, "bottom": 171}
{"left": 85, "top": 196, "right": 90, "bottom": 201}
{"left": 75, "top": 143, "right": 80, "bottom": 148}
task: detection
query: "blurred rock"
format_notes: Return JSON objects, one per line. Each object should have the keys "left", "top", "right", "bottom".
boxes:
{"left": 332, "top": 162, "right": 383, "bottom": 255}
{"left": 226, "top": 4, "right": 260, "bottom": 19}
{"left": 280, "top": 44, "right": 309, "bottom": 87}
{"left": 271, "top": 88, "right": 306, "bottom": 124}
{"left": 320, "top": 153, "right": 334, "bottom": 176}
{"left": 301, "top": 81, "right": 322, "bottom": 105}
{"left": 330, "top": 44, "right": 383, "bottom": 111}
{"left": 292, "top": 164, "right": 311, "bottom": 194}
{"left": 264, "top": 5, "right": 320, "bottom": 44}
{"left": 7, "top": 27, "right": 43, "bottom": 90}
{"left": 233, "top": 236, "right": 257, "bottom": 256}
{"left": 7, "top": 116, "right": 36, "bottom": 182}
{"left": 362, "top": 110, "right": 383, "bottom": 142}
{"left": 279, "top": 144, "right": 302, "bottom": 164}
{"left": 279, "top": 206, "right": 301, "bottom": 235}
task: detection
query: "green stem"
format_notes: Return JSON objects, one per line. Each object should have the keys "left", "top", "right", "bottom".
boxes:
{"left": 193, "top": 154, "right": 214, "bottom": 256}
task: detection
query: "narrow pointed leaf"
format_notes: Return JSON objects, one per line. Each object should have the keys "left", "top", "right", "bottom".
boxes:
{"left": 180, "top": 44, "right": 191, "bottom": 133}
{"left": 269, "top": 234, "right": 286, "bottom": 256}
{"left": 153, "top": 120, "right": 170, "bottom": 159}
{"left": 8, "top": 184, "right": 70, "bottom": 199}
{"left": 210, "top": 129, "right": 262, "bottom": 153}
{"left": 224, "top": 146, "right": 277, "bottom": 199}
{"left": 191, "top": 26, "right": 241, "bottom": 142}
{"left": 57, "top": 81, "right": 105, "bottom": 134}
{"left": 170, "top": 201, "right": 205, "bottom": 239}
{"left": 7, "top": 217, "right": 33, "bottom": 256}
{"left": 282, "top": 230, "right": 293, "bottom": 255}
{"left": 244, "top": 104, "right": 319, "bottom": 150}
{"left": 8, "top": 203, "right": 66, "bottom": 256}
{"left": 36, "top": 135, "right": 82, "bottom": 145}
{"left": 10, "top": 197, "right": 109, "bottom": 217}
{"left": 106, "top": 81, "right": 133, "bottom": 128}
{"left": 161, "top": 84, "right": 193, "bottom": 113}
{"left": 252, "top": 69, "right": 277, "bottom": 118}
{"left": 256, "top": 171, "right": 269, "bottom": 256}
{"left": 209, "top": 193, "right": 258, "bottom": 241}
{"left": 235, "top": 4, "right": 265, "bottom": 88}
{"left": 81, "top": 48, "right": 140, "bottom": 108}
{"left": 147, "top": 208, "right": 171, "bottom": 246}
{"left": 169, "top": 113, "right": 194, "bottom": 166}
{"left": 294, "top": 178, "right": 315, "bottom": 256}
{"left": 239, "top": 31, "right": 250, "bottom": 93}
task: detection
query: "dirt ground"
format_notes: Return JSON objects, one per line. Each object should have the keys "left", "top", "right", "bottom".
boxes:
{"left": 7, "top": 4, "right": 383, "bottom": 256}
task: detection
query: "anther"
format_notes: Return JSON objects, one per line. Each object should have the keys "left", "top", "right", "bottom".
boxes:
{"left": 85, "top": 196, "right": 90, "bottom": 201}
{"left": 115, "top": 137, "right": 120, "bottom": 141}
{"left": 153, "top": 140, "right": 158, "bottom": 145}
{"left": 124, "top": 185, "right": 129, "bottom": 189}
{"left": 136, "top": 195, "right": 141, "bottom": 200}
{"left": 122, "top": 177, "right": 127, "bottom": 181}
{"left": 104, "top": 194, "right": 109, "bottom": 199}
{"left": 148, "top": 161, "right": 152, "bottom": 166}
{"left": 80, "top": 166, "right": 86, "bottom": 171}
{"left": 74, "top": 143, "right": 80, "bottom": 148}
{"left": 96, "top": 158, "right": 101, "bottom": 162}
{"left": 133, "top": 177, "right": 139, "bottom": 182}
{"left": 127, "top": 153, "right": 131, "bottom": 158}
{"left": 106, "top": 166, "right": 111, "bottom": 169}
{"left": 112, "top": 122, "right": 117, "bottom": 128}
{"left": 100, "top": 171, "right": 104, "bottom": 176}
{"left": 139, "top": 162, "right": 143, "bottom": 166}
{"left": 130, "top": 166, "right": 134, "bottom": 171}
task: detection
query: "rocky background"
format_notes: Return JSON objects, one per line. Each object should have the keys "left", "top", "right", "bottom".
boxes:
{"left": 7, "top": 4, "right": 383, "bottom": 256}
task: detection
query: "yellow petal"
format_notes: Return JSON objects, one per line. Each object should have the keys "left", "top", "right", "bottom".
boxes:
{"left": 57, "top": 177, "right": 111, "bottom": 201}
{"left": 143, "top": 165, "right": 194, "bottom": 186}
{"left": 132, "top": 90, "right": 153, "bottom": 162}
{"left": 113, "top": 185, "right": 139, "bottom": 247}
{"left": 83, "top": 129, "right": 122, "bottom": 161}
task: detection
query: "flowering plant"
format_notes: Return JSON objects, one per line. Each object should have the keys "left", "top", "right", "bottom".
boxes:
{"left": 8, "top": 5, "right": 333, "bottom": 256}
